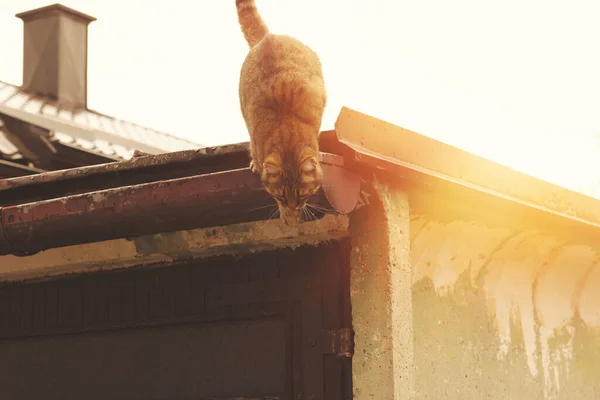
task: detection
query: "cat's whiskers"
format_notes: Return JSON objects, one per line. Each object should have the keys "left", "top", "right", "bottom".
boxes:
{"left": 262, "top": 206, "right": 280, "bottom": 229}
{"left": 269, "top": 206, "right": 280, "bottom": 220}
{"left": 306, "top": 206, "right": 323, "bottom": 229}
{"left": 301, "top": 207, "right": 309, "bottom": 222}
{"left": 305, "top": 206, "right": 317, "bottom": 222}
{"left": 245, "top": 203, "right": 278, "bottom": 212}
{"left": 303, "top": 206, "right": 318, "bottom": 222}
{"left": 306, "top": 202, "right": 336, "bottom": 215}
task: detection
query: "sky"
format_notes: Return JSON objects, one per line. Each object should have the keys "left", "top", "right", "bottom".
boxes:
{"left": 1, "top": 0, "right": 599, "bottom": 198}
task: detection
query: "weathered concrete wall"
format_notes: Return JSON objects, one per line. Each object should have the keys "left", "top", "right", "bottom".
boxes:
{"left": 411, "top": 215, "right": 600, "bottom": 399}
{"left": 349, "top": 179, "right": 414, "bottom": 400}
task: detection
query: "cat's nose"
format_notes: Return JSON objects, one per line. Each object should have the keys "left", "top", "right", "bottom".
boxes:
{"left": 287, "top": 201, "right": 297, "bottom": 210}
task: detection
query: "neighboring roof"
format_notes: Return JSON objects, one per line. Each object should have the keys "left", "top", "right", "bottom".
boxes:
{"left": 1, "top": 107, "right": 599, "bottom": 256}
{"left": 0, "top": 80, "right": 203, "bottom": 158}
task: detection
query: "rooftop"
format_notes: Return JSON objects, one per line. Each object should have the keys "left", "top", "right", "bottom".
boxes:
{"left": 0, "top": 3, "right": 204, "bottom": 177}
{"left": 1, "top": 107, "right": 598, "bottom": 257}
{"left": 0, "top": 80, "right": 202, "bottom": 161}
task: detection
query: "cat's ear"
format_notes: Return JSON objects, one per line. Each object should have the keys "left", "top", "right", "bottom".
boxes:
{"left": 300, "top": 157, "right": 317, "bottom": 173}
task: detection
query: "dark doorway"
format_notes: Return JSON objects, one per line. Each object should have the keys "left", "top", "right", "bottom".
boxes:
{"left": 0, "top": 241, "right": 352, "bottom": 400}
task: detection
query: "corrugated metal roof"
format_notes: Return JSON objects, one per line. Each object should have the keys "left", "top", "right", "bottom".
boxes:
{"left": 51, "top": 131, "right": 134, "bottom": 160}
{"left": 0, "top": 80, "right": 203, "bottom": 158}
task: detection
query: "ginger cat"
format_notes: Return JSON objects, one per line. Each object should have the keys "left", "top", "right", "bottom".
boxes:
{"left": 236, "top": 0, "right": 327, "bottom": 226}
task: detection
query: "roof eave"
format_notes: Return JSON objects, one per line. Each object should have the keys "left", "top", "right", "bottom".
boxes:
{"left": 0, "top": 151, "right": 361, "bottom": 256}
{"left": 2, "top": 107, "right": 599, "bottom": 256}
{"left": 322, "top": 107, "right": 600, "bottom": 232}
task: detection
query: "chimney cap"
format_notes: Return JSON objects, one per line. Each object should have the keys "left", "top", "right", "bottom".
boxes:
{"left": 16, "top": 3, "right": 96, "bottom": 24}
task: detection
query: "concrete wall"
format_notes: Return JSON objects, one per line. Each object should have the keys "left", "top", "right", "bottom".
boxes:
{"left": 348, "top": 179, "right": 414, "bottom": 399}
{"left": 348, "top": 178, "right": 599, "bottom": 400}
{"left": 411, "top": 212, "right": 600, "bottom": 399}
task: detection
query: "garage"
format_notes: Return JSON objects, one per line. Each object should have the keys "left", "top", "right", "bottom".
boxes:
{"left": 0, "top": 241, "right": 352, "bottom": 400}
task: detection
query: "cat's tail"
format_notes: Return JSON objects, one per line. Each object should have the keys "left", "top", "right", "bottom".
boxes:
{"left": 236, "top": 0, "right": 269, "bottom": 47}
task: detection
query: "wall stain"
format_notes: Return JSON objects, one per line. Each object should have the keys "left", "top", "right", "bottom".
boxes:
{"left": 411, "top": 215, "right": 600, "bottom": 399}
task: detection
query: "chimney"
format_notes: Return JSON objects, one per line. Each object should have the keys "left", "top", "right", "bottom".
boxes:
{"left": 16, "top": 4, "right": 96, "bottom": 109}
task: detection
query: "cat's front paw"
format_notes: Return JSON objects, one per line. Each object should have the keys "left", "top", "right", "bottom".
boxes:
{"left": 250, "top": 159, "right": 260, "bottom": 175}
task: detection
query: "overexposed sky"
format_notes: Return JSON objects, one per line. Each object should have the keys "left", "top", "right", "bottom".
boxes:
{"left": 1, "top": 0, "right": 599, "bottom": 197}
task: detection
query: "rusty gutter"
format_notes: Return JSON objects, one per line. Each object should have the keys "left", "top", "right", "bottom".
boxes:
{"left": 322, "top": 107, "right": 600, "bottom": 236}
{"left": 340, "top": 136, "right": 600, "bottom": 231}
{"left": 0, "top": 152, "right": 360, "bottom": 257}
{"left": 0, "top": 168, "right": 323, "bottom": 256}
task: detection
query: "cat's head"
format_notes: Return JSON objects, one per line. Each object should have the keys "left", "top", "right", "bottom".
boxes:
{"left": 261, "top": 149, "right": 323, "bottom": 226}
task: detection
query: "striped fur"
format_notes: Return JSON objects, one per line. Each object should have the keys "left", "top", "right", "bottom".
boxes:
{"left": 236, "top": 0, "right": 327, "bottom": 226}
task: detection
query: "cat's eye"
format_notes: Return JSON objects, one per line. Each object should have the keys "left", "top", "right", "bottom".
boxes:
{"left": 264, "top": 163, "right": 280, "bottom": 176}
{"left": 298, "top": 189, "right": 314, "bottom": 200}
{"left": 300, "top": 157, "right": 316, "bottom": 173}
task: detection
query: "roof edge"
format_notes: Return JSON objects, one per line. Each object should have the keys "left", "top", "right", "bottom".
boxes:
{"left": 0, "top": 143, "right": 251, "bottom": 206}
{"left": 328, "top": 106, "right": 600, "bottom": 230}
{"left": 0, "top": 161, "right": 355, "bottom": 256}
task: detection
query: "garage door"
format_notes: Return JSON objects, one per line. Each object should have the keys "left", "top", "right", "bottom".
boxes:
{"left": 0, "top": 241, "right": 352, "bottom": 400}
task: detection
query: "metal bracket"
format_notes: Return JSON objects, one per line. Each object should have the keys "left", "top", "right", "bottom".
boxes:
{"left": 321, "top": 328, "right": 354, "bottom": 358}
